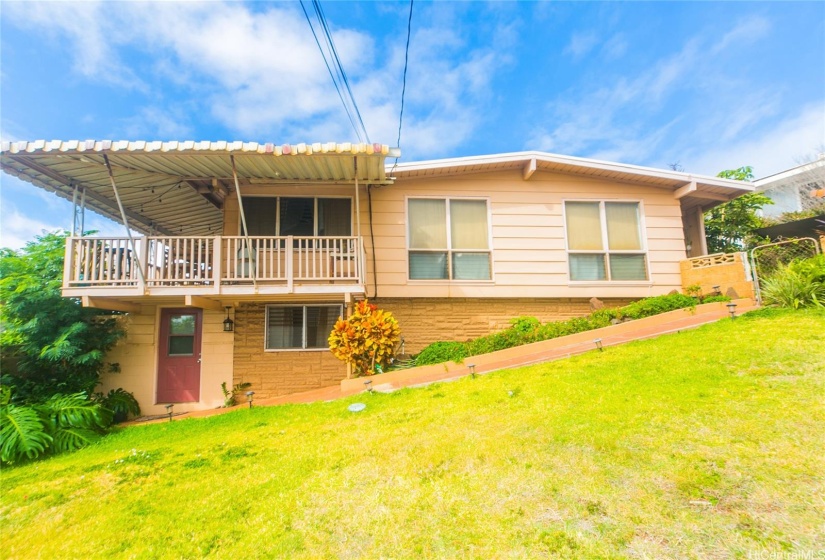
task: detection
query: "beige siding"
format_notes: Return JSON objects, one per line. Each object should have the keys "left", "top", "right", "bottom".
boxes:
{"left": 361, "top": 169, "right": 687, "bottom": 299}
{"left": 99, "top": 305, "right": 234, "bottom": 416}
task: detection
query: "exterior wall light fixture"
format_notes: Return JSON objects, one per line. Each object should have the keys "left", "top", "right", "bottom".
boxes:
{"left": 223, "top": 306, "right": 235, "bottom": 332}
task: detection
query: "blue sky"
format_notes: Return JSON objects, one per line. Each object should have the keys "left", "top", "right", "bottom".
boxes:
{"left": 1, "top": 1, "right": 823, "bottom": 249}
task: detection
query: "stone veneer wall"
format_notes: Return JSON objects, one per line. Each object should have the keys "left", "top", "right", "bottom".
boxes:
{"left": 232, "top": 303, "right": 346, "bottom": 399}
{"left": 372, "top": 297, "right": 634, "bottom": 354}
{"left": 233, "top": 298, "right": 634, "bottom": 398}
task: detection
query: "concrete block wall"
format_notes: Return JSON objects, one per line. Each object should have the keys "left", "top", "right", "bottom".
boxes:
{"left": 680, "top": 252, "right": 755, "bottom": 299}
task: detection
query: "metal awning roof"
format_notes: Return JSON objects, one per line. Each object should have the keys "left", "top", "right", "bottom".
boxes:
{"left": 1, "top": 140, "right": 399, "bottom": 236}
{"left": 390, "top": 151, "right": 754, "bottom": 212}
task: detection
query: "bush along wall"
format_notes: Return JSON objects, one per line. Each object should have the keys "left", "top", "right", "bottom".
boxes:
{"left": 413, "top": 293, "right": 729, "bottom": 367}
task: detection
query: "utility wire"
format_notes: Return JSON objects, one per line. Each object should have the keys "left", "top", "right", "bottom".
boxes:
{"left": 313, "top": 0, "right": 370, "bottom": 143}
{"left": 392, "top": 0, "right": 414, "bottom": 172}
{"left": 300, "top": 0, "right": 370, "bottom": 144}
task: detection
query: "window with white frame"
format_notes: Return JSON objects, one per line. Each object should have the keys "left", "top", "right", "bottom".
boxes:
{"left": 265, "top": 304, "right": 342, "bottom": 350}
{"left": 408, "top": 198, "right": 491, "bottom": 280}
{"left": 564, "top": 201, "right": 648, "bottom": 281}
{"left": 240, "top": 197, "right": 352, "bottom": 237}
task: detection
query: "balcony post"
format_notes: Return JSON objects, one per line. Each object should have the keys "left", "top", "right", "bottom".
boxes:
{"left": 213, "top": 236, "right": 222, "bottom": 294}
{"left": 63, "top": 237, "right": 74, "bottom": 289}
{"left": 137, "top": 237, "right": 149, "bottom": 294}
{"left": 287, "top": 236, "right": 294, "bottom": 293}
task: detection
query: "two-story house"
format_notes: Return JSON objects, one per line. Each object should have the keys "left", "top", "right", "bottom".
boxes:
{"left": 1, "top": 140, "right": 753, "bottom": 414}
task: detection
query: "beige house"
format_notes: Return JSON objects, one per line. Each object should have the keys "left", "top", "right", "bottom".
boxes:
{"left": 0, "top": 141, "right": 753, "bottom": 414}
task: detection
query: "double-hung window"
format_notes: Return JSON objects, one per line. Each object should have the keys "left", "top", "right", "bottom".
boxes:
{"left": 564, "top": 201, "right": 648, "bottom": 281}
{"left": 240, "top": 197, "right": 352, "bottom": 237}
{"left": 266, "top": 304, "right": 342, "bottom": 350}
{"left": 408, "top": 198, "right": 491, "bottom": 280}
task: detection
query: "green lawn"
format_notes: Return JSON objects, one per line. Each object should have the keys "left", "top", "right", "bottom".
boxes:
{"left": 2, "top": 308, "right": 824, "bottom": 559}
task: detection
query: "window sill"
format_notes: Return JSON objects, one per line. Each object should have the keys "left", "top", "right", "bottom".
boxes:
{"left": 264, "top": 347, "right": 331, "bottom": 353}
{"left": 406, "top": 279, "right": 496, "bottom": 284}
{"left": 566, "top": 281, "right": 653, "bottom": 287}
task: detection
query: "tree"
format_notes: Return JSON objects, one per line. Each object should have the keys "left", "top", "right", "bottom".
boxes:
{"left": 704, "top": 166, "right": 773, "bottom": 253}
{"left": 0, "top": 231, "right": 126, "bottom": 402}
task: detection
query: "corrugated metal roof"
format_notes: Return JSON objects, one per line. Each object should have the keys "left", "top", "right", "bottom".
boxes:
{"left": 1, "top": 140, "right": 399, "bottom": 236}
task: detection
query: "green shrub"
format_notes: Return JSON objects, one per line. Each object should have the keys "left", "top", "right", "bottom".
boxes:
{"left": 1, "top": 387, "right": 111, "bottom": 464}
{"left": 413, "top": 293, "right": 716, "bottom": 367}
{"left": 761, "top": 255, "right": 825, "bottom": 309}
{"left": 415, "top": 341, "right": 469, "bottom": 366}
{"left": 616, "top": 293, "right": 697, "bottom": 320}
{"left": 93, "top": 388, "right": 141, "bottom": 423}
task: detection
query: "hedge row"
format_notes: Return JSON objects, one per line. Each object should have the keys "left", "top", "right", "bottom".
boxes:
{"left": 413, "top": 293, "right": 730, "bottom": 366}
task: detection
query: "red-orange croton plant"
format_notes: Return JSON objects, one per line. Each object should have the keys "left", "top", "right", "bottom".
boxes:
{"left": 328, "top": 300, "right": 401, "bottom": 377}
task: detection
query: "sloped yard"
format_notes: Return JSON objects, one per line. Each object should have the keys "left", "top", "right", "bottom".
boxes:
{"left": 2, "top": 308, "right": 823, "bottom": 559}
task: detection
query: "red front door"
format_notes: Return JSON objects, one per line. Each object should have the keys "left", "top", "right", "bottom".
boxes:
{"left": 157, "top": 308, "right": 202, "bottom": 403}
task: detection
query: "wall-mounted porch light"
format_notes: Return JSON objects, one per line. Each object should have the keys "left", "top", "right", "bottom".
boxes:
{"left": 165, "top": 403, "right": 174, "bottom": 422}
{"left": 727, "top": 302, "right": 737, "bottom": 319}
{"left": 245, "top": 391, "right": 255, "bottom": 408}
{"left": 223, "top": 306, "right": 235, "bottom": 332}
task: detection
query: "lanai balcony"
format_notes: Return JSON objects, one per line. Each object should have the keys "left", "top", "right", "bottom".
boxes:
{"left": 62, "top": 234, "right": 365, "bottom": 297}
{"left": 1, "top": 140, "right": 399, "bottom": 308}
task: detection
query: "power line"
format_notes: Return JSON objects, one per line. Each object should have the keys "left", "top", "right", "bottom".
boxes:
{"left": 299, "top": 0, "right": 369, "bottom": 144}
{"left": 313, "top": 0, "right": 369, "bottom": 143}
{"left": 394, "top": 0, "right": 414, "bottom": 169}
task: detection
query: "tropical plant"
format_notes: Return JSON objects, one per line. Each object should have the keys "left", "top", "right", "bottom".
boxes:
{"left": 220, "top": 381, "right": 252, "bottom": 407}
{"left": 704, "top": 167, "right": 773, "bottom": 253}
{"left": 328, "top": 300, "right": 401, "bottom": 376}
{"left": 0, "top": 231, "right": 127, "bottom": 403}
{"left": 93, "top": 388, "right": 141, "bottom": 423}
{"left": 0, "top": 387, "right": 111, "bottom": 464}
{"left": 412, "top": 292, "right": 727, "bottom": 367}
{"left": 760, "top": 254, "right": 825, "bottom": 309}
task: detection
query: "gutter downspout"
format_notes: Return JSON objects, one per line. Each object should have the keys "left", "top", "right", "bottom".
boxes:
{"left": 230, "top": 155, "right": 258, "bottom": 292}
{"left": 103, "top": 154, "right": 146, "bottom": 290}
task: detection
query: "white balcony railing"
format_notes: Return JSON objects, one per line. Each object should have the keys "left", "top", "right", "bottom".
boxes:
{"left": 63, "top": 235, "right": 364, "bottom": 295}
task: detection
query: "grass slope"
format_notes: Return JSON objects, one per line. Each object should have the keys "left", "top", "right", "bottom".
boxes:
{"left": 2, "top": 309, "right": 824, "bottom": 559}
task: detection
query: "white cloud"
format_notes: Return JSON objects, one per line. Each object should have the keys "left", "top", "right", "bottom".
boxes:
{"left": 3, "top": 1, "right": 510, "bottom": 156}
{"left": 686, "top": 102, "right": 825, "bottom": 178}
{"left": 564, "top": 31, "right": 599, "bottom": 58}
{"left": 710, "top": 15, "right": 771, "bottom": 55}
{"left": 526, "top": 15, "right": 795, "bottom": 168}
{"left": 3, "top": 1, "right": 146, "bottom": 90}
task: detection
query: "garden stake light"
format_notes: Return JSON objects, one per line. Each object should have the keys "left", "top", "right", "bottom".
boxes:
{"left": 246, "top": 391, "right": 255, "bottom": 408}
{"left": 727, "top": 302, "right": 737, "bottom": 319}
{"left": 364, "top": 379, "right": 373, "bottom": 393}
{"left": 468, "top": 364, "right": 476, "bottom": 378}
{"left": 594, "top": 338, "right": 603, "bottom": 351}
{"left": 713, "top": 285, "right": 721, "bottom": 295}
{"left": 165, "top": 403, "right": 173, "bottom": 422}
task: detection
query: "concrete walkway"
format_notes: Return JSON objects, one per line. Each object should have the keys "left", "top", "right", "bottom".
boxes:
{"left": 131, "top": 298, "right": 756, "bottom": 425}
